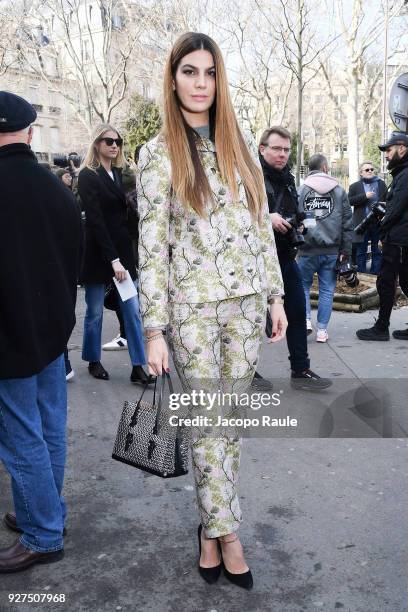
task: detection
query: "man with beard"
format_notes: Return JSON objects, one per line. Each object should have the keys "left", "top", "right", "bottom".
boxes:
{"left": 357, "top": 132, "right": 408, "bottom": 341}
{"left": 258, "top": 126, "right": 332, "bottom": 390}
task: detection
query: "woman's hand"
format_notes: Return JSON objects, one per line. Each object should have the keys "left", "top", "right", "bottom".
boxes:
{"left": 112, "top": 260, "right": 127, "bottom": 282}
{"left": 146, "top": 334, "right": 169, "bottom": 376}
{"left": 267, "top": 303, "right": 288, "bottom": 343}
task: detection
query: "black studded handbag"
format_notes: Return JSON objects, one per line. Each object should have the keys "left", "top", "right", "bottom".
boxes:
{"left": 112, "top": 373, "right": 189, "bottom": 478}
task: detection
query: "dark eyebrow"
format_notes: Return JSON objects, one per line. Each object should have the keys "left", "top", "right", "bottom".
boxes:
{"left": 180, "top": 63, "right": 215, "bottom": 70}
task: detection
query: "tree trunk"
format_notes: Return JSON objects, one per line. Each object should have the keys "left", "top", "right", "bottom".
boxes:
{"left": 347, "top": 66, "right": 360, "bottom": 183}
{"left": 296, "top": 0, "right": 303, "bottom": 185}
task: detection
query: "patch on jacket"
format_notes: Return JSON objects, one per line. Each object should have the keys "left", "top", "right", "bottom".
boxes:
{"left": 303, "top": 189, "right": 334, "bottom": 219}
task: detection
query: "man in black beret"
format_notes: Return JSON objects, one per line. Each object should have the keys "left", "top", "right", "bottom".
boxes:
{"left": 0, "top": 91, "right": 82, "bottom": 571}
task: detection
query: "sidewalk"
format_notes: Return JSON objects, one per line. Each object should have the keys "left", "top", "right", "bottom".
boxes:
{"left": 0, "top": 290, "right": 407, "bottom": 612}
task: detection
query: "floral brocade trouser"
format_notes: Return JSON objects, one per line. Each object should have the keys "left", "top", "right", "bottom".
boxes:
{"left": 167, "top": 292, "right": 265, "bottom": 538}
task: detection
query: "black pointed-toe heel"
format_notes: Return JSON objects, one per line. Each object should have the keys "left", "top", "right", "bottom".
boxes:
{"left": 130, "top": 365, "right": 156, "bottom": 385}
{"left": 219, "top": 535, "right": 253, "bottom": 590}
{"left": 88, "top": 361, "right": 109, "bottom": 380}
{"left": 197, "top": 524, "right": 222, "bottom": 584}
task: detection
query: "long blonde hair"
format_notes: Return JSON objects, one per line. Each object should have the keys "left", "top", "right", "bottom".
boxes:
{"left": 82, "top": 123, "right": 126, "bottom": 171}
{"left": 162, "top": 32, "right": 265, "bottom": 222}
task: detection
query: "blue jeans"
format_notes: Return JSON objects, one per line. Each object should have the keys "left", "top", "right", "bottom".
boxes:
{"left": 297, "top": 254, "right": 338, "bottom": 329}
{"left": 82, "top": 282, "right": 146, "bottom": 365}
{"left": 280, "top": 257, "right": 310, "bottom": 372}
{"left": 356, "top": 226, "right": 382, "bottom": 274}
{"left": 0, "top": 355, "right": 66, "bottom": 552}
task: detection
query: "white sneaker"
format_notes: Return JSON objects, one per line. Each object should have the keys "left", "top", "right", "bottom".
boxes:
{"left": 66, "top": 368, "right": 75, "bottom": 381}
{"left": 316, "top": 329, "right": 329, "bottom": 343}
{"left": 102, "top": 335, "right": 128, "bottom": 351}
{"left": 306, "top": 319, "right": 313, "bottom": 335}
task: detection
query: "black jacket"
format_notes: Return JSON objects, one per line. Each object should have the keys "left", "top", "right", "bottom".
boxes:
{"left": 260, "top": 158, "right": 299, "bottom": 260}
{"left": 78, "top": 166, "right": 137, "bottom": 284}
{"left": 348, "top": 178, "right": 388, "bottom": 243}
{"left": 0, "top": 143, "right": 82, "bottom": 379}
{"left": 380, "top": 159, "right": 408, "bottom": 247}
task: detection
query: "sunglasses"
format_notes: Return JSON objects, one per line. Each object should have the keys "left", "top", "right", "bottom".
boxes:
{"left": 99, "top": 137, "right": 123, "bottom": 147}
{"left": 363, "top": 168, "right": 374, "bottom": 172}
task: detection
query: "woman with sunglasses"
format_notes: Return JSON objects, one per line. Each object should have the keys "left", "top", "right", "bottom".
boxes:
{"left": 137, "top": 33, "right": 286, "bottom": 590}
{"left": 78, "top": 124, "right": 153, "bottom": 384}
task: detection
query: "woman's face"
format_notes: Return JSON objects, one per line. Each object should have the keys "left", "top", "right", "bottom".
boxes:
{"left": 173, "top": 49, "right": 216, "bottom": 126}
{"left": 61, "top": 172, "right": 72, "bottom": 186}
{"left": 96, "top": 130, "right": 121, "bottom": 163}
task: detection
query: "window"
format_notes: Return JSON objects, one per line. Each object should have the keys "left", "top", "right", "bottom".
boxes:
{"left": 50, "top": 127, "right": 60, "bottom": 152}
{"left": 340, "top": 94, "right": 347, "bottom": 103}
{"left": 29, "top": 85, "right": 39, "bottom": 104}
{"left": 49, "top": 106, "right": 61, "bottom": 114}
{"left": 335, "top": 144, "right": 348, "bottom": 153}
{"left": 31, "top": 125, "right": 43, "bottom": 151}
{"left": 32, "top": 104, "right": 44, "bottom": 112}
{"left": 112, "top": 14, "right": 123, "bottom": 29}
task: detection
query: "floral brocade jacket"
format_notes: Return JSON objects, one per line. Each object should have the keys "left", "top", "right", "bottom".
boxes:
{"left": 136, "top": 133, "right": 284, "bottom": 329}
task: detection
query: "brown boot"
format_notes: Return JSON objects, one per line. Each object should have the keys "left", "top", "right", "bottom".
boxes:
{"left": 0, "top": 540, "right": 64, "bottom": 573}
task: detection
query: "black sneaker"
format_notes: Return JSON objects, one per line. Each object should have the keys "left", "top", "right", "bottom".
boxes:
{"left": 392, "top": 328, "right": 408, "bottom": 340}
{"left": 291, "top": 369, "right": 333, "bottom": 391}
{"left": 356, "top": 325, "right": 390, "bottom": 341}
{"left": 250, "top": 371, "right": 273, "bottom": 391}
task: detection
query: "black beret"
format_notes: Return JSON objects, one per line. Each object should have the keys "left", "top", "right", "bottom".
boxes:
{"left": 0, "top": 91, "right": 37, "bottom": 133}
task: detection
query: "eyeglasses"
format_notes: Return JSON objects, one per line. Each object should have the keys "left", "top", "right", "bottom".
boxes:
{"left": 362, "top": 168, "right": 374, "bottom": 172}
{"left": 266, "top": 145, "right": 291, "bottom": 154}
{"left": 99, "top": 137, "right": 123, "bottom": 147}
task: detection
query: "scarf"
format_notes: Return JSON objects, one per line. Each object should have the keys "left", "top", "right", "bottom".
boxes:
{"left": 259, "top": 154, "right": 295, "bottom": 187}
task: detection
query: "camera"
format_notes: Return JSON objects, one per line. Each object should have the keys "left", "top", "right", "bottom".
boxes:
{"left": 355, "top": 201, "right": 386, "bottom": 236}
{"left": 53, "top": 152, "right": 81, "bottom": 171}
{"left": 336, "top": 259, "right": 359, "bottom": 288}
{"left": 283, "top": 212, "right": 306, "bottom": 247}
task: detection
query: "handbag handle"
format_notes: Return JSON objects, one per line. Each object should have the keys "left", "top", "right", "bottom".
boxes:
{"left": 129, "top": 373, "right": 174, "bottom": 432}
{"left": 129, "top": 376, "right": 158, "bottom": 428}
{"left": 153, "top": 373, "right": 174, "bottom": 435}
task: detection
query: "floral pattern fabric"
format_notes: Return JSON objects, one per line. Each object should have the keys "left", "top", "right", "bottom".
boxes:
{"left": 167, "top": 293, "right": 265, "bottom": 537}
{"left": 137, "top": 134, "right": 284, "bottom": 328}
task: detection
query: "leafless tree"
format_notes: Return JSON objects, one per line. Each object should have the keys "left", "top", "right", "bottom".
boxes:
{"left": 320, "top": 0, "right": 407, "bottom": 182}
{"left": 0, "top": 0, "right": 25, "bottom": 77}
{"left": 255, "top": 0, "right": 336, "bottom": 183}
{"left": 209, "top": 1, "right": 293, "bottom": 135}
{"left": 15, "top": 0, "right": 142, "bottom": 133}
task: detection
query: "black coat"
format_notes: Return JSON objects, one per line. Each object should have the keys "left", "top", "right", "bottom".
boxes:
{"left": 348, "top": 178, "right": 388, "bottom": 243}
{"left": 0, "top": 143, "right": 82, "bottom": 379}
{"left": 380, "top": 160, "right": 408, "bottom": 247}
{"left": 78, "top": 166, "right": 137, "bottom": 284}
{"left": 260, "top": 159, "right": 299, "bottom": 261}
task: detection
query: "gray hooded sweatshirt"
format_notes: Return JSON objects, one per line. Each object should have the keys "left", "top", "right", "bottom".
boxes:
{"left": 297, "top": 171, "right": 353, "bottom": 256}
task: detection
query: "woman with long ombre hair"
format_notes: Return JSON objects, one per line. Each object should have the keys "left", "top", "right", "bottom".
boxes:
{"left": 78, "top": 124, "right": 153, "bottom": 385}
{"left": 137, "top": 33, "right": 287, "bottom": 589}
